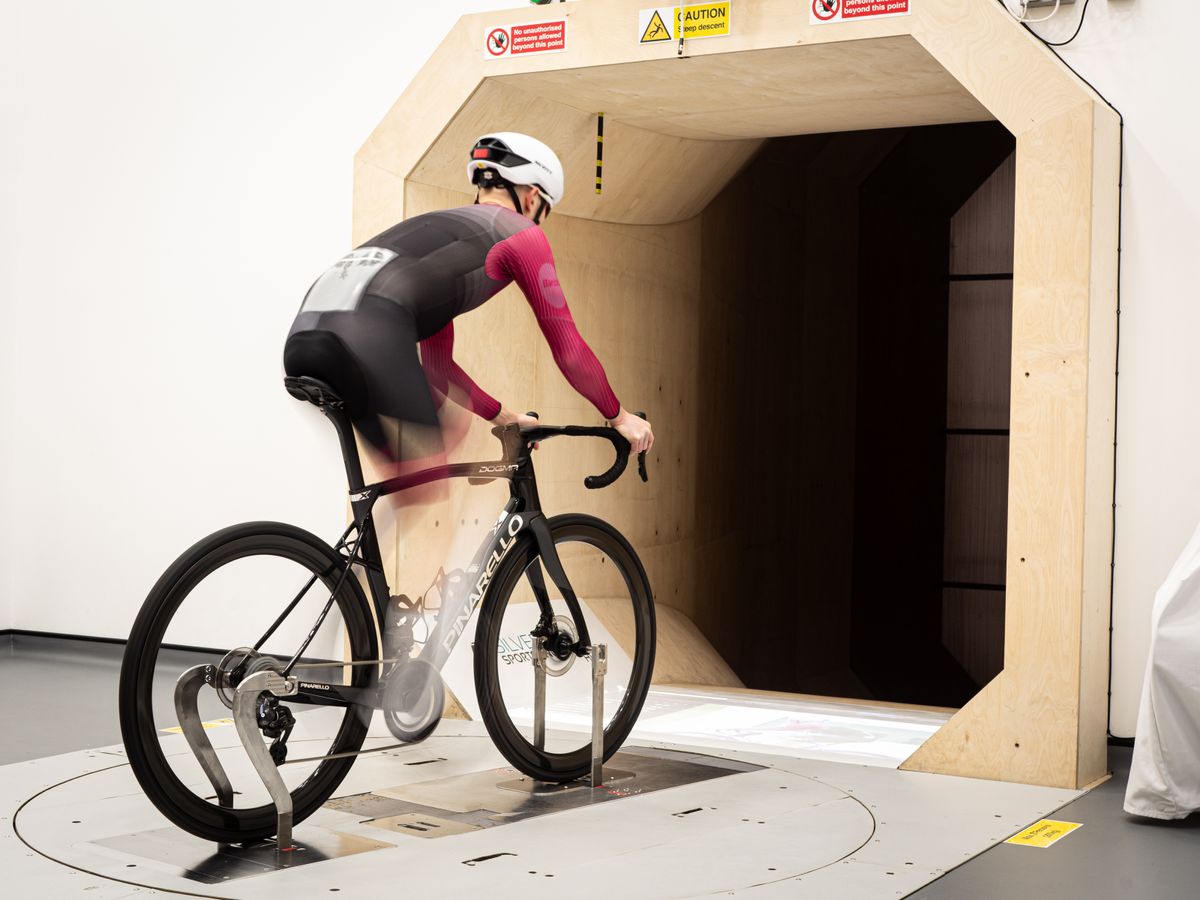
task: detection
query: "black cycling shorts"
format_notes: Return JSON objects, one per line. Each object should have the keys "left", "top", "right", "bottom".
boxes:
{"left": 283, "top": 304, "right": 440, "bottom": 461}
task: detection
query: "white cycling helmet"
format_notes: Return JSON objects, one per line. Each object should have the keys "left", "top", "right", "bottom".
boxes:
{"left": 468, "top": 132, "right": 564, "bottom": 222}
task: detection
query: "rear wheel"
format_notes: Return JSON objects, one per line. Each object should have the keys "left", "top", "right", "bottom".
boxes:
{"left": 474, "top": 514, "right": 655, "bottom": 783}
{"left": 118, "top": 521, "right": 377, "bottom": 844}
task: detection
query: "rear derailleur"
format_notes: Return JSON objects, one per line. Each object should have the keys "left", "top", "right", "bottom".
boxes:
{"left": 256, "top": 694, "right": 295, "bottom": 766}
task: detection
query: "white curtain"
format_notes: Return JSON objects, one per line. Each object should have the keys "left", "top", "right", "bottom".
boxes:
{"left": 1124, "top": 520, "right": 1200, "bottom": 819}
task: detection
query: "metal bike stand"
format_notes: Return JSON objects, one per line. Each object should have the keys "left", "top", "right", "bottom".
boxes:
{"left": 531, "top": 641, "right": 619, "bottom": 789}
{"left": 590, "top": 644, "right": 607, "bottom": 787}
{"left": 175, "top": 665, "right": 234, "bottom": 809}
{"left": 532, "top": 635, "right": 548, "bottom": 752}
{"left": 232, "top": 670, "right": 300, "bottom": 855}
{"left": 176, "top": 666, "right": 300, "bottom": 858}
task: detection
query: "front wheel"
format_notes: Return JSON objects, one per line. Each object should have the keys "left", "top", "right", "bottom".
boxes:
{"left": 474, "top": 514, "right": 655, "bottom": 783}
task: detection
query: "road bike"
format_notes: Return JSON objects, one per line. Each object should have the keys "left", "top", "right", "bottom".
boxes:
{"left": 118, "top": 375, "right": 655, "bottom": 844}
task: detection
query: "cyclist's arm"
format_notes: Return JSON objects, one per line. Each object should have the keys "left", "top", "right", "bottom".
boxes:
{"left": 418, "top": 322, "right": 502, "bottom": 420}
{"left": 486, "top": 226, "right": 621, "bottom": 420}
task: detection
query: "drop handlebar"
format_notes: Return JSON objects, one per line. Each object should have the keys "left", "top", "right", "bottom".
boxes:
{"left": 513, "top": 411, "right": 650, "bottom": 489}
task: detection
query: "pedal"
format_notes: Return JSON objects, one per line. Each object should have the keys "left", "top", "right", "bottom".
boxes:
{"left": 384, "top": 594, "right": 416, "bottom": 660}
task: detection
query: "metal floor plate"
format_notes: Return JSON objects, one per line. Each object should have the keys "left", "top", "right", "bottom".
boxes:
{"left": 6, "top": 720, "right": 1085, "bottom": 899}
{"left": 91, "top": 825, "right": 391, "bottom": 884}
{"left": 332, "top": 748, "right": 757, "bottom": 835}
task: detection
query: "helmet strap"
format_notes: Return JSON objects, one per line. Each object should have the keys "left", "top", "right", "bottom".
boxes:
{"left": 505, "top": 183, "right": 524, "bottom": 216}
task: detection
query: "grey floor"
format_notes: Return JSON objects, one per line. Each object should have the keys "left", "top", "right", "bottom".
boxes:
{"left": 3, "top": 631, "right": 1198, "bottom": 899}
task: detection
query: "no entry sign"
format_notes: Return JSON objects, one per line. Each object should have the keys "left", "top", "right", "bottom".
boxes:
{"left": 811, "top": 0, "right": 911, "bottom": 24}
{"left": 484, "top": 19, "right": 568, "bottom": 58}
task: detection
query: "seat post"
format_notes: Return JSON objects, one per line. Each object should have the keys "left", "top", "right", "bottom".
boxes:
{"left": 322, "top": 405, "right": 367, "bottom": 493}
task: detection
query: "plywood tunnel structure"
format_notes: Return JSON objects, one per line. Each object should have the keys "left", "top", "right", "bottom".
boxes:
{"left": 353, "top": 0, "right": 1120, "bottom": 791}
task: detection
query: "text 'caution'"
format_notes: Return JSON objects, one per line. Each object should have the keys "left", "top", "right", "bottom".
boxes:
{"left": 639, "top": 3, "right": 731, "bottom": 44}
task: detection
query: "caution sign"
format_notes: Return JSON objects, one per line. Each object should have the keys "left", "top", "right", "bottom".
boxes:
{"left": 1004, "top": 819, "right": 1083, "bottom": 849}
{"left": 639, "top": 3, "right": 731, "bottom": 44}
{"left": 810, "top": 0, "right": 911, "bottom": 24}
{"left": 640, "top": 9, "right": 671, "bottom": 43}
{"left": 484, "top": 19, "right": 568, "bottom": 59}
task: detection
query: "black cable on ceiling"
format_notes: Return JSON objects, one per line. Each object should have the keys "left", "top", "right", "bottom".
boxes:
{"left": 1039, "top": 0, "right": 1094, "bottom": 47}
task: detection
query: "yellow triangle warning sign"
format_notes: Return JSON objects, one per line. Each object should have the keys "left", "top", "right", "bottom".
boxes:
{"left": 640, "top": 9, "right": 671, "bottom": 43}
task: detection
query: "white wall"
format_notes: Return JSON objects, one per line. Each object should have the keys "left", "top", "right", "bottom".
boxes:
{"left": 0, "top": 0, "right": 515, "bottom": 640}
{"left": 1, "top": 0, "right": 1194, "bottom": 736}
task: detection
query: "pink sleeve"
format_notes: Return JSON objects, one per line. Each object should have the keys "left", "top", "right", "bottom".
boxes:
{"left": 486, "top": 226, "right": 621, "bottom": 420}
{"left": 419, "top": 322, "right": 502, "bottom": 421}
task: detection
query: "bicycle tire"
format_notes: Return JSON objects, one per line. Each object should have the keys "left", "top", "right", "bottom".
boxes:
{"left": 118, "top": 521, "right": 377, "bottom": 844}
{"left": 474, "top": 513, "right": 655, "bottom": 783}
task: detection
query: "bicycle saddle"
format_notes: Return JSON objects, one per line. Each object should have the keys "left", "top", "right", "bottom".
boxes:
{"left": 283, "top": 375, "right": 345, "bottom": 409}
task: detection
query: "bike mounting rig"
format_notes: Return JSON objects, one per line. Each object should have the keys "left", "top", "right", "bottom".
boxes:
{"left": 173, "top": 640, "right": 615, "bottom": 856}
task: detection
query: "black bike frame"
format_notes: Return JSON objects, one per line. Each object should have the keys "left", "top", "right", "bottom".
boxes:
{"left": 280, "top": 391, "right": 631, "bottom": 711}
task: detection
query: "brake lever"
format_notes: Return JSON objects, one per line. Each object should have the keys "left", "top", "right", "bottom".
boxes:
{"left": 525, "top": 410, "right": 540, "bottom": 450}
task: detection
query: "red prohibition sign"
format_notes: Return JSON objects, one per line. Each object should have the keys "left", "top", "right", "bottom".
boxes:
{"left": 486, "top": 27, "right": 509, "bottom": 56}
{"left": 813, "top": 0, "right": 839, "bottom": 20}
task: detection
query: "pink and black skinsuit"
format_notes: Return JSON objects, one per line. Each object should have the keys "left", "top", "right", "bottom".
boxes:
{"left": 284, "top": 204, "right": 620, "bottom": 460}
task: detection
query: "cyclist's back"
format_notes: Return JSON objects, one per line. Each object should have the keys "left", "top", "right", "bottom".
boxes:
{"left": 282, "top": 131, "right": 651, "bottom": 468}
{"left": 291, "top": 204, "right": 537, "bottom": 337}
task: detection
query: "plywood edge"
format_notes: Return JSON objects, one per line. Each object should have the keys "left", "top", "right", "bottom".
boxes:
{"left": 904, "top": 101, "right": 1108, "bottom": 790}
{"left": 1076, "top": 103, "right": 1122, "bottom": 785}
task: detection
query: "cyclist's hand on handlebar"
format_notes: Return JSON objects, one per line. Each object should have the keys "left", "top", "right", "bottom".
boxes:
{"left": 608, "top": 408, "right": 654, "bottom": 454}
{"left": 490, "top": 408, "right": 540, "bottom": 430}
{"left": 516, "top": 412, "right": 541, "bottom": 448}
{"left": 491, "top": 407, "right": 542, "bottom": 447}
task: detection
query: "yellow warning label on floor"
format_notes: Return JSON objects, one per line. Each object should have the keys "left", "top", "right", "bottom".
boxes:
{"left": 1005, "top": 819, "right": 1083, "bottom": 849}
{"left": 639, "top": 3, "right": 731, "bottom": 43}
{"left": 160, "top": 717, "right": 235, "bottom": 734}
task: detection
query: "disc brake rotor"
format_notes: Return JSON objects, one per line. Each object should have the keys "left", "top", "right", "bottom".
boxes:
{"left": 543, "top": 614, "right": 578, "bottom": 677}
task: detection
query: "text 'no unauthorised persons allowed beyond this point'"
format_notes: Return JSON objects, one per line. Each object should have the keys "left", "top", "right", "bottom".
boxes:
{"left": 810, "top": 0, "right": 911, "bottom": 25}
{"left": 485, "top": 19, "right": 568, "bottom": 59}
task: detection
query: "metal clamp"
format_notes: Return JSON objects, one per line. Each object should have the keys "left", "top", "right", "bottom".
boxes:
{"left": 530, "top": 641, "right": 608, "bottom": 787}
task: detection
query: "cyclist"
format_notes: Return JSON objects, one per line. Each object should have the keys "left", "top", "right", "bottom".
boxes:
{"left": 283, "top": 131, "right": 654, "bottom": 481}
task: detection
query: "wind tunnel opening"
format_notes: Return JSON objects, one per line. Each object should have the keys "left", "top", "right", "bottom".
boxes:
{"left": 689, "top": 121, "right": 1015, "bottom": 710}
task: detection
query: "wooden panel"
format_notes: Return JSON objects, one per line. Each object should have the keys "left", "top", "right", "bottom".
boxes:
{"left": 408, "top": 78, "right": 763, "bottom": 227}
{"left": 941, "top": 588, "right": 1005, "bottom": 686}
{"left": 946, "top": 280, "right": 1014, "bottom": 431}
{"left": 1078, "top": 103, "right": 1122, "bottom": 787}
{"left": 943, "top": 435, "right": 1010, "bottom": 585}
{"left": 500, "top": 39, "right": 990, "bottom": 142}
{"left": 950, "top": 153, "right": 1016, "bottom": 275}
{"left": 902, "top": 101, "right": 1117, "bottom": 789}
